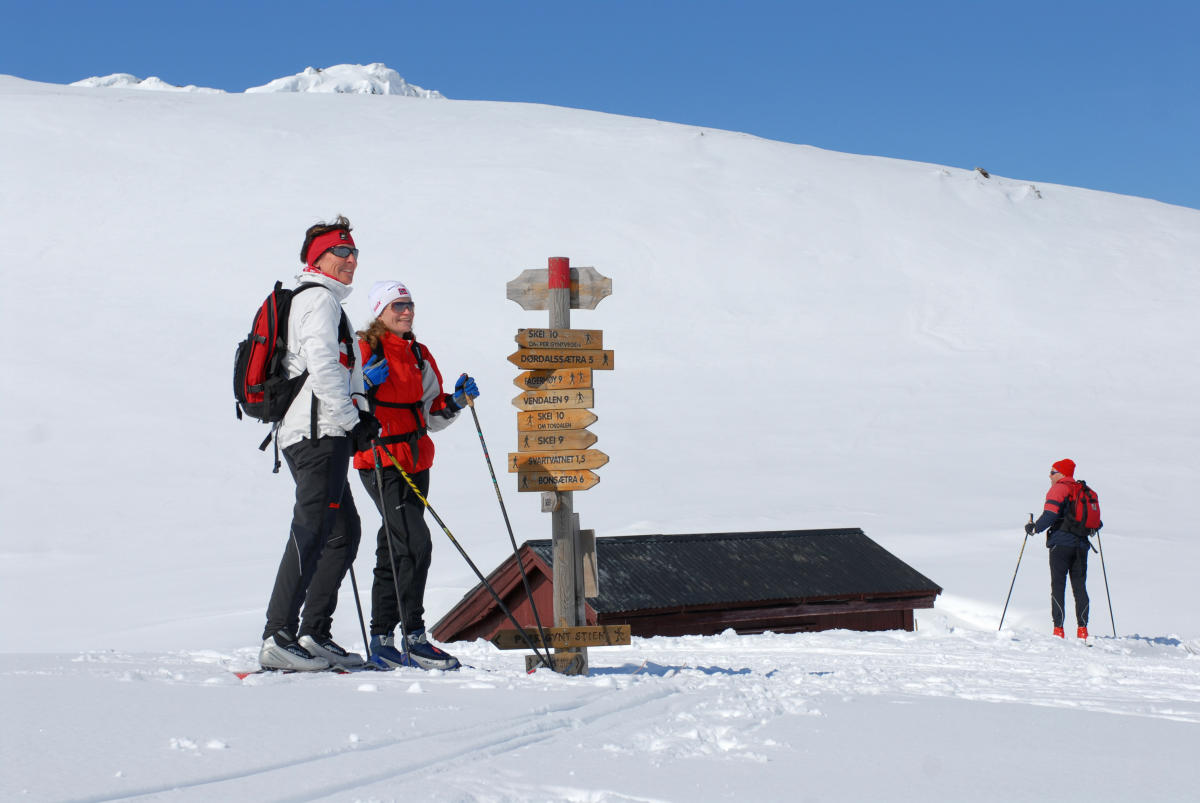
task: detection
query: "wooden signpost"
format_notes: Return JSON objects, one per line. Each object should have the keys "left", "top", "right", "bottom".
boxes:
{"left": 506, "top": 265, "right": 611, "bottom": 311}
{"left": 506, "top": 257, "right": 613, "bottom": 675}
{"left": 511, "top": 389, "right": 596, "bottom": 411}
{"left": 517, "top": 409, "right": 598, "bottom": 432}
{"left": 517, "top": 469, "right": 601, "bottom": 492}
{"left": 508, "top": 449, "right": 610, "bottom": 472}
{"left": 516, "top": 328, "right": 603, "bottom": 350}
{"left": 516, "top": 430, "right": 598, "bottom": 452}
{"left": 513, "top": 369, "right": 593, "bottom": 391}
{"left": 491, "top": 624, "right": 631, "bottom": 651}
{"left": 507, "top": 348, "right": 615, "bottom": 371}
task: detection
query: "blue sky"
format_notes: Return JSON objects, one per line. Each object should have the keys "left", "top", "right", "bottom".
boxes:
{"left": 5, "top": 0, "right": 1198, "bottom": 209}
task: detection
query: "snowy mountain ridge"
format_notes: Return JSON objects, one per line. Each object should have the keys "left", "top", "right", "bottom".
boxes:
{"left": 71, "top": 72, "right": 226, "bottom": 93}
{"left": 71, "top": 62, "right": 444, "bottom": 96}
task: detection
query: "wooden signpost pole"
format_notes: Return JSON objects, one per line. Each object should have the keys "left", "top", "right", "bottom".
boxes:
{"left": 546, "top": 257, "right": 585, "bottom": 673}
{"left": 506, "top": 256, "right": 613, "bottom": 675}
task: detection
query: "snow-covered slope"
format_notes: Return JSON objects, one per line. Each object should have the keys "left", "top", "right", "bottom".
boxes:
{"left": 1, "top": 68, "right": 1198, "bottom": 801}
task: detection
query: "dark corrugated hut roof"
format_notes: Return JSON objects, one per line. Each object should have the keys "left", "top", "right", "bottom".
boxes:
{"left": 526, "top": 528, "right": 940, "bottom": 613}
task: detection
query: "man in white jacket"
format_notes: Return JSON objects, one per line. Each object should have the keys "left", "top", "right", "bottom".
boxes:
{"left": 259, "top": 216, "right": 380, "bottom": 671}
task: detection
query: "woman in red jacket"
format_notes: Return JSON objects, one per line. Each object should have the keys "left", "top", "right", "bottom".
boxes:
{"left": 354, "top": 280, "right": 478, "bottom": 670}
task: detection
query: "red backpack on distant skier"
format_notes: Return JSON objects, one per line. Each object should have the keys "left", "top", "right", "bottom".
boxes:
{"left": 1058, "top": 479, "right": 1103, "bottom": 537}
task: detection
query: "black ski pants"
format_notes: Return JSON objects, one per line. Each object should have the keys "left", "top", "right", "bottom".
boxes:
{"left": 359, "top": 465, "right": 432, "bottom": 636}
{"left": 1049, "top": 544, "right": 1090, "bottom": 628}
{"left": 262, "top": 436, "right": 361, "bottom": 641}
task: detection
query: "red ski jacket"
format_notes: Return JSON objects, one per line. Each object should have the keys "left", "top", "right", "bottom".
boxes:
{"left": 1034, "top": 477, "right": 1085, "bottom": 548}
{"left": 352, "top": 332, "right": 457, "bottom": 474}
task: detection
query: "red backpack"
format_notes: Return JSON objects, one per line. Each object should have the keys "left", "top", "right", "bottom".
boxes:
{"left": 233, "top": 282, "right": 320, "bottom": 424}
{"left": 234, "top": 281, "right": 354, "bottom": 470}
{"left": 1059, "top": 479, "right": 1103, "bottom": 537}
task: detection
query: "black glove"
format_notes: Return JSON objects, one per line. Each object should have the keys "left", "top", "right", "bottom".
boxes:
{"left": 350, "top": 410, "right": 381, "bottom": 453}
{"left": 1024, "top": 521, "right": 1035, "bottom": 536}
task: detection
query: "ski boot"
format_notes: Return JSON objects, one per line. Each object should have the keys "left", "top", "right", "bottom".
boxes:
{"left": 406, "top": 628, "right": 461, "bottom": 670}
{"left": 369, "top": 633, "right": 418, "bottom": 669}
{"left": 299, "top": 634, "right": 365, "bottom": 668}
{"left": 259, "top": 630, "right": 330, "bottom": 671}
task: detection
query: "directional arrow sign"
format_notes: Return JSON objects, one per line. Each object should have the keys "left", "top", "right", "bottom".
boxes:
{"left": 513, "top": 368, "right": 592, "bottom": 392}
{"left": 508, "top": 349, "right": 614, "bottom": 371}
{"left": 512, "top": 388, "right": 595, "bottom": 411}
{"left": 517, "top": 469, "right": 600, "bottom": 492}
{"left": 492, "top": 625, "right": 631, "bottom": 650}
{"left": 515, "top": 328, "right": 603, "bottom": 350}
{"left": 516, "top": 430, "right": 598, "bottom": 452}
{"left": 508, "top": 449, "right": 609, "bottom": 473}
{"left": 517, "top": 409, "right": 598, "bottom": 432}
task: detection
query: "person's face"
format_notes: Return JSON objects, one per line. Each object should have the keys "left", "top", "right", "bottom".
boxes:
{"left": 380, "top": 299, "right": 414, "bottom": 336}
{"left": 1049, "top": 468, "right": 1063, "bottom": 485}
{"left": 314, "top": 245, "right": 358, "bottom": 285}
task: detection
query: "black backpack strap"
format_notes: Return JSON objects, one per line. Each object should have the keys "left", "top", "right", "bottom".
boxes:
{"left": 338, "top": 313, "right": 355, "bottom": 371}
{"left": 257, "top": 422, "right": 284, "bottom": 474}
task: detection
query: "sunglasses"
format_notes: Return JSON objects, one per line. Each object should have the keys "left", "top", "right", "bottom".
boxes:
{"left": 389, "top": 301, "right": 414, "bottom": 314}
{"left": 327, "top": 245, "right": 359, "bottom": 258}
{"left": 1049, "top": 470, "right": 1061, "bottom": 477}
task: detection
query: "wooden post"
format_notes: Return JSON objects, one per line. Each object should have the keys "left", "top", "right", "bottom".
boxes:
{"left": 547, "top": 256, "right": 587, "bottom": 673}
{"left": 507, "top": 256, "right": 611, "bottom": 675}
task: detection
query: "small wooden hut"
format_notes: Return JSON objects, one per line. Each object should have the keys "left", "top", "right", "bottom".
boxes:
{"left": 433, "top": 529, "right": 941, "bottom": 643}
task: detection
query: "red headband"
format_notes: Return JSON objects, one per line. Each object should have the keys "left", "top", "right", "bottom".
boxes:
{"left": 305, "top": 229, "right": 356, "bottom": 268}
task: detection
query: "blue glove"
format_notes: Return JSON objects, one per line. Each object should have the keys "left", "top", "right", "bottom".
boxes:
{"left": 451, "top": 373, "right": 480, "bottom": 409}
{"left": 364, "top": 354, "right": 389, "bottom": 390}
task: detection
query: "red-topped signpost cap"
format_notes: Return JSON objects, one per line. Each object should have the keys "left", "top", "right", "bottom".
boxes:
{"left": 548, "top": 256, "right": 571, "bottom": 289}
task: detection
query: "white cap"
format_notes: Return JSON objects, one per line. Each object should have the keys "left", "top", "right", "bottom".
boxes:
{"left": 368, "top": 280, "right": 413, "bottom": 318}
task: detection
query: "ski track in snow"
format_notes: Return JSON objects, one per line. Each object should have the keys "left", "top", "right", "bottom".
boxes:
{"left": 9, "top": 624, "right": 1198, "bottom": 802}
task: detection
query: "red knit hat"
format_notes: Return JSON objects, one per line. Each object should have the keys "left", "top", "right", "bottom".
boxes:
{"left": 1051, "top": 459, "right": 1076, "bottom": 478}
{"left": 304, "top": 228, "right": 356, "bottom": 268}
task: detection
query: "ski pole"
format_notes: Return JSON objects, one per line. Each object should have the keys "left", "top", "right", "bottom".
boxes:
{"left": 1095, "top": 531, "right": 1117, "bottom": 637}
{"left": 463, "top": 393, "right": 553, "bottom": 662}
{"left": 999, "top": 514, "right": 1034, "bottom": 631}
{"left": 370, "top": 441, "right": 415, "bottom": 667}
{"left": 347, "top": 565, "right": 372, "bottom": 665}
{"left": 379, "top": 448, "right": 554, "bottom": 669}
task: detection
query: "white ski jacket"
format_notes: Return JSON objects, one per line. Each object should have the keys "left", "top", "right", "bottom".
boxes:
{"left": 276, "top": 270, "right": 365, "bottom": 450}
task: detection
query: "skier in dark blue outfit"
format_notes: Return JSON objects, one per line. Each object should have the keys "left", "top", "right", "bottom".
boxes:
{"left": 1025, "top": 458, "right": 1090, "bottom": 640}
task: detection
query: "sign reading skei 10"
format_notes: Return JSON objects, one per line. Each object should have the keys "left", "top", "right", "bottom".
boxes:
{"left": 508, "top": 328, "right": 611, "bottom": 493}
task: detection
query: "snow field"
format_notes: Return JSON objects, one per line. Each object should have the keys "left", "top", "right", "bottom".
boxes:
{"left": 2, "top": 66, "right": 1199, "bottom": 801}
